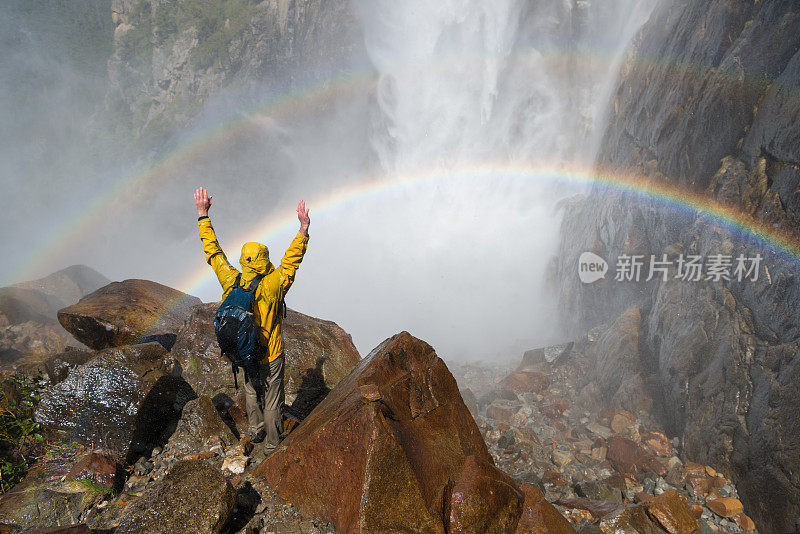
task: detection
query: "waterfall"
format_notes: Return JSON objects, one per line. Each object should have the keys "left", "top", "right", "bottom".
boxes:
{"left": 325, "top": 0, "right": 660, "bottom": 357}
{"left": 355, "top": 0, "right": 658, "bottom": 172}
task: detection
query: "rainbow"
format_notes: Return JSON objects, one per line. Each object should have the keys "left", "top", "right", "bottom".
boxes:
{"left": 178, "top": 163, "right": 800, "bottom": 298}
{"left": 6, "top": 46, "right": 790, "bottom": 286}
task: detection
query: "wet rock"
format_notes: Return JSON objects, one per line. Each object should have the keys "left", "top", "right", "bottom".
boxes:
{"left": 43, "top": 347, "right": 95, "bottom": 384}
{"left": 449, "top": 455, "right": 524, "bottom": 534}
{"left": 0, "top": 321, "right": 72, "bottom": 373}
{"left": 166, "top": 395, "right": 234, "bottom": 454}
{"left": 666, "top": 463, "right": 687, "bottom": 487}
{"left": 598, "top": 504, "right": 667, "bottom": 534}
{"left": 554, "top": 497, "right": 623, "bottom": 520}
{"left": 575, "top": 481, "right": 623, "bottom": 503}
{"left": 705, "top": 497, "right": 743, "bottom": 518}
{"left": 35, "top": 343, "right": 196, "bottom": 464}
{"left": 255, "top": 332, "right": 521, "bottom": 533}
{"left": 606, "top": 436, "right": 667, "bottom": 477}
{"left": 733, "top": 512, "right": 756, "bottom": 531}
{"left": 65, "top": 451, "right": 118, "bottom": 489}
{"left": 115, "top": 459, "right": 235, "bottom": 534}
{"left": 0, "top": 445, "right": 109, "bottom": 530}
{"left": 552, "top": 1, "right": 800, "bottom": 529}
{"left": 516, "top": 483, "right": 576, "bottom": 533}
{"left": 170, "top": 304, "right": 360, "bottom": 407}
{"left": 57, "top": 279, "right": 201, "bottom": 350}
{"left": 646, "top": 489, "right": 699, "bottom": 534}
{"left": 25, "top": 525, "right": 91, "bottom": 534}
{"left": 583, "top": 309, "right": 656, "bottom": 422}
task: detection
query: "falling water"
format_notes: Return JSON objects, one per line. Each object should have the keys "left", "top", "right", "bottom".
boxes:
{"left": 310, "top": 0, "right": 659, "bottom": 358}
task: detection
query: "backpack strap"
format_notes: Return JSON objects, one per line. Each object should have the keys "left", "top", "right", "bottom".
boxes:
{"left": 234, "top": 272, "right": 242, "bottom": 288}
{"left": 247, "top": 274, "right": 265, "bottom": 292}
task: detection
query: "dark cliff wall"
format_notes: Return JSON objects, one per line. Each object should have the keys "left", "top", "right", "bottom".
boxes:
{"left": 102, "top": 0, "right": 367, "bottom": 154}
{"left": 552, "top": 1, "right": 800, "bottom": 532}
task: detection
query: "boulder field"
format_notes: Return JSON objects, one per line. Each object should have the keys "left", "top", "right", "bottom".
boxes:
{"left": 2, "top": 275, "right": 558, "bottom": 533}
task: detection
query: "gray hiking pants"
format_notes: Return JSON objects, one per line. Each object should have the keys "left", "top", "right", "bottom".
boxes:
{"left": 243, "top": 354, "right": 284, "bottom": 448}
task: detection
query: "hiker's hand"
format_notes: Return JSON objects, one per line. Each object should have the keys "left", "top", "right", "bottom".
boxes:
{"left": 194, "top": 187, "right": 212, "bottom": 217}
{"left": 297, "top": 200, "right": 310, "bottom": 236}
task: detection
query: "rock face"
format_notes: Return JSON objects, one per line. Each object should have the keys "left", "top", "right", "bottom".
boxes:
{"left": 255, "top": 331, "right": 523, "bottom": 533}
{"left": 550, "top": 1, "right": 800, "bottom": 530}
{"left": 114, "top": 459, "right": 235, "bottom": 534}
{"left": 35, "top": 343, "right": 196, "bottom": 464}
{"left": 105, "top": 0, "right": 367, "bottom": 153}
{"left": 171, "top": 304, "right": 360, "bottom": 410}
{"left": 165, "top": 396, "right": 234, "bottom": 455}
{"left": 57, "top": 279, "right": 201, "bottom": 350}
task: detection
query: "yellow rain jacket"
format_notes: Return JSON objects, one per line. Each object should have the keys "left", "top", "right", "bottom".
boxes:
{"left": 198, "top": 217, "right": 309, "bottom": 363}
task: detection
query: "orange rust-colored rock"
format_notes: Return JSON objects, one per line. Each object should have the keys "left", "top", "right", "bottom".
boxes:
{"left": 450, "top": 455, "right": 524, "bottom": 533}
{"left": 553, "top": 497, "right": 622, "bottom": 520}
{"left": 684, "top": 461, "right": 705, "bottom": 477}
{"left": 502, "top": 371, "right": 550, "bottom": 394}
{"left": 646, "top": 489, "right": 699, "bottom": 534}
{"left": 57, "top": 279, "right": 201, "bottom": 350}
{"left": 685, "top": 474, "right": 712, "bottom": 497}
{"left": 254, "top": 332, "right": 522, "bottom": 533}
{"left": 643, "top": 431, "right": 674, "bottom": 457}
{"left": 606, "top": 436, "right": 667, "bottom": 476}
{"left": 706, "top": 497, "right": 744, "bottom": 518}
{"left": 734, "top": 512, "right": 756, "bottom": 531}
{"left": 516, "top": 483, "right": 575, "bottom": 533}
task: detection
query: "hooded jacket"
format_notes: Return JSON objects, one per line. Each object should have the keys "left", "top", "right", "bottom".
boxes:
{"left": 198, "top": 217, "right": 309, "bottom": 363}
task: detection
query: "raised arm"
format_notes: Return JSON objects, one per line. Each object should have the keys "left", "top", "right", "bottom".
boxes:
{"left": 279, "top": 200, "right": 310, "bottom": 292}
{"left": 194, "top": 187, "right": 239, "bottom": 294}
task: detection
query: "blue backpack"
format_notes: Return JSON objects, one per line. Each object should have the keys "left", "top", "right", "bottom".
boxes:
{"left": 214, "top": 273, "right": 265, "bottom": 400}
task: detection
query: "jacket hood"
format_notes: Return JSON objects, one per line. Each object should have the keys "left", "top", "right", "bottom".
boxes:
{"left": 239, "top": 242, "right": 273, "bottom": 275}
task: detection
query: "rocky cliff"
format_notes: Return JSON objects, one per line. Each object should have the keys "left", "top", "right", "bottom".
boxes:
{"left": 103, "top": 0, "right": 366, "bottom": 154}
{"left": 551, "top": 1, "right": 800, "bottom": 532}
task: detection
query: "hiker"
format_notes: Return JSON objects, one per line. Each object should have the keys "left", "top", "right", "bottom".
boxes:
{"left": 193, "top": 187, "right": 310, "bottom": 450}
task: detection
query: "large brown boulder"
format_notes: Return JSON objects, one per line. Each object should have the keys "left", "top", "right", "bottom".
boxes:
{"left": 517, "top": 483, "right": 576, "bottom": 533}
{"left": 114, "top": 459, "right": 235, "bottom": 534}
{"left": 57, "top": 279, "right": 201, "bottom": 350}
{"left": 34, "top": 343, "right": 196, "bottom": 464}
{"left": 254, "top": 331, "right": 523, "bottom": 533}
{"left": 171, "top": 304, "right": 360, "bottom": 410}
{"left": 606, "top": 436, "right": 667, "bottom": 477}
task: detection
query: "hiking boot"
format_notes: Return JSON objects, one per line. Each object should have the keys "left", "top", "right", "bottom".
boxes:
{"left": 249, "top": 430, "right": 266, "bottom": 444}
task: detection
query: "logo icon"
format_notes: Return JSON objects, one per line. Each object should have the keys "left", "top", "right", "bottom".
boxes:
{"left": 578, "top": 252, "right": 608, "bottom": 283}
